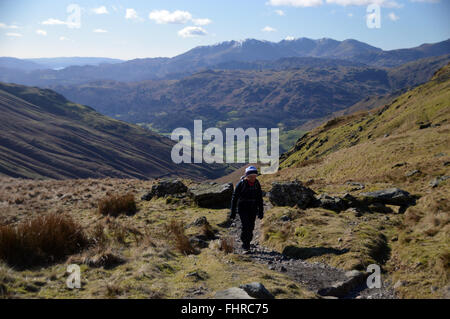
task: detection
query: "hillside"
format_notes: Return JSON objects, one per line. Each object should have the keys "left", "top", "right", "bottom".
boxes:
{"left": 51, "top": 55, "right": 450, "bottom": 135}
{"left": 280, "top": 63, "right": 450, "bottom": 166}
{"left": 256, "top": 63, "right": 450, "bottom": 298}
{"left": 0, "top": 82, "right": 226, "bottom": 180}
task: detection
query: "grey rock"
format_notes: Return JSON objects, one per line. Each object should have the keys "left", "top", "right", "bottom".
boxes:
{"left": 215, "top": 287, "right": 255, "bottom": 299}
{"left": 189, "top": 216, "right": 208, "bottom": 227}
{"left": 189, "top": 183, "right": 233, "bottom": 209}
{"left": 141, "top": 179, "right": 188, "bottom": 201}
{"left": 269, "top": 181, "right": 316, "bottom": 209}
{"left": 239, "top": 282, "right": 275, "bottom": 299}
{"left": 405, "top": 170, "right": 421, "bottom": 177}
{"left": 316, "top": 193, "right": 347, "bottom": 212}
{"left": 359, "top": 188, "right": 416, "bottom": 207}
{"left": 346, "top": 182, "right": 365, "bottom": 190}
{"left": 318, "top": 271, "right": 367, "bottom": 298}
{"left": 430, "top": 176, "right": 450, "bottom": 188}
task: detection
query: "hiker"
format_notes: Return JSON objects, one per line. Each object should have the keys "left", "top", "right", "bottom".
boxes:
{"left": 229, "top": 166, "right": 264, "bottom": 251}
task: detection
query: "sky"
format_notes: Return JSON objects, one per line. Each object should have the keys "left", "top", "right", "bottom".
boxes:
{"left": 0, "top": 0, "right": 449, "bottom": 60}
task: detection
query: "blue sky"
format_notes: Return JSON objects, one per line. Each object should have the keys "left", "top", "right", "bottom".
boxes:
{"left": 0, "top": 0, "right": 448, "bottom": 60}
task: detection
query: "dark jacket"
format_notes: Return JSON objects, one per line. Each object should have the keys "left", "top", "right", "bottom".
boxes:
{"left": 230, "top": 178, "right": 264, "bottom": 220}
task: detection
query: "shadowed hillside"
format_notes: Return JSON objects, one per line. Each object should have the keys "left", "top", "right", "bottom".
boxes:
{"left": 0, "top": 82, "right": 227, "bottom": 180}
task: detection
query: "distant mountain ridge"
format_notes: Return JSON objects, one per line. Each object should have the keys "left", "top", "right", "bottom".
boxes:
{"left": 51, "top": 54, "right": 450, "bottom": 134}
{"left": 0, "top": 57, "right": 123, "bottom": 71}
{"left": 0, "top": 38, "right": 448, "bottom": 86}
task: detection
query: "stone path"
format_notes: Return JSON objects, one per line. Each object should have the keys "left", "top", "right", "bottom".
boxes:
{"left": 228, "top": 207, "right": 395, "bottom": 299}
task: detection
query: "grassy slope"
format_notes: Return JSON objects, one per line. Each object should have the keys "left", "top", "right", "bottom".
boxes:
{"left": 258, "top": 64, "right": 450, "bottom": 298}
{"left": 0, "top": 82, "right": 225, "bottom": 180}
{"left": 0, "top": 178, "right": 314, "bottom": 299}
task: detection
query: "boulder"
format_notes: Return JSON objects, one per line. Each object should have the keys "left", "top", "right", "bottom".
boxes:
{"left": 316, "top": 193, "right": 348, "bottom": 212}
{"left": 141, "top": 179, "right": 188, "bottom": 201}
{"left": 358, "top": 188, "right": 416, "bottom": 207}
{"left": 317, "top": 271, "right": 367, "bottom": 298}
{"left": 405, "top": 170, "right": 421, "bottom": 177}
{"left": 215, "top": 287, "right": 255, "bottom": 299}
{"left": 346, "top": 181, "right": 365, "bottom": 190}
{"left": 189, "top": 183, "right": 233, "bottom": 209}
{"left": 430, "top": 176, "right": 450, "bottom": 188}
{"left": 239, "top": 282, "right": 274, "bottom": 299}
{"left": 269, "top": 181, "right": 316, "bottom": 209}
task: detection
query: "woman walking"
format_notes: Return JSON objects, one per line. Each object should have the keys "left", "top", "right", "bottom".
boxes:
{"left": 229, "top": 166, "right": 264, "bottom": 251}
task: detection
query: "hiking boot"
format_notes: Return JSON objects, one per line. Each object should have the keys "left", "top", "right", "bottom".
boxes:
{"left": 242, "top": 243, "right": 251, "bottom": 251}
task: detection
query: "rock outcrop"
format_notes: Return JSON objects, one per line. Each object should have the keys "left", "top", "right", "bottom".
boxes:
{"left": 239, "top": 282, "right": 275, "bottom": 299}
{"left": 268, "top": 181, "right": 316, "bottom": 209}
{"left": 189, "top": 182, "right": 233, "bottom": 209}
{"left": 141, "top": 179, "right": 188, "bottom": 201}
{"left": 215, "top": 287, "right": 255, "bottom": 299}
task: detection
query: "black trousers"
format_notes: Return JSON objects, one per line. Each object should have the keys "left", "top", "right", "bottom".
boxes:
{"left": 238, "top": 210, "right": 257, "bottom": 246}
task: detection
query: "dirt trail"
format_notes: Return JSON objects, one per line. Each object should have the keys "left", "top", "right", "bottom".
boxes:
{"left": 228, "top": 204, "right": 396, "bottom": 299}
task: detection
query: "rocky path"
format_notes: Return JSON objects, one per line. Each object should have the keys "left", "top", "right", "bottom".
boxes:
{"left": 228, "top": 207, "right": 395, "bottom": 299}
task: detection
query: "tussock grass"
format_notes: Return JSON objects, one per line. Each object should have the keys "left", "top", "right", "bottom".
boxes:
{"left": 0, "top": 213, "right": 89, "bottom": 268}
{"left": 219, "top": 236, "right": 234, "bottom": 254}
{"left": 98, "top": 194, "right": 137, "bottom": 217}
{"left": 165, "top": 220, "right": 196, "bottom": 255}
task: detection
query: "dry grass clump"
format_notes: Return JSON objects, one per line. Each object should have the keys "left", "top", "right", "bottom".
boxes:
{"left": 98, "top": 193, "right": 137, "bottom": 217}
{"left": 0, "top": 213, "right": 89, "bottom": 268}
{"left": 165, "top": 220, "right": 196, "bottom": 255}
{"left": 219, "top": 236, "right": 234, "bottom": 254}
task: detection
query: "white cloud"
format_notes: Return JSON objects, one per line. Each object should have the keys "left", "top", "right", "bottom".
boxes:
{"left": 262, "top": 26, "right": 277, "bottom": 32}
{"left": 285, "top": 36, "right": 295, "bottom": 40}
{"left": 275, "top": 9, "right": 285, "bottom": 15}
{"left": 268, "top": 0, "right": 323, "bottom": 7}
{"left": 325, "top": 0, "right": 402, "bottom": 8}
{"left": 193, "top": 18, "right": 212, "bottom": 26}
{"left": 112, "top": 5, "right": 118, "bottom": 12}
{"left": 388, "top": 12, "right": 400, "bottom": 21}
{"left": 0, "top": 23, "right": 19, "bottom": 29}
{"left": 6, "top": 32, "right": 22, "bottom": 37}
{"left": 36, "top": 29, "right": 47, "bottom": 36}
{"left": 149, "top": 10, "right": 192, "bottom": 24}
{"left": 178, "top": 26, "right": 207, "bottom": 38}
{"left": 125, "top": 8, "right": 138, "bottom": 20}
{"left": 42, "top": 18, "right": 67, "bottom": 26}
{"left": 268, "top": 0, "right": 401, "bottom": 7}
{"left": 59, "top": 36, "right": 68, "bottom": 41}
{"left": 93, "top": 29, "right": 108, "bottom": 33}
{"left": 410, "top": 0, "right": 440, "bottom": 2}
{"left": 92, "top": 6, "right": 109, "bottom": 15}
